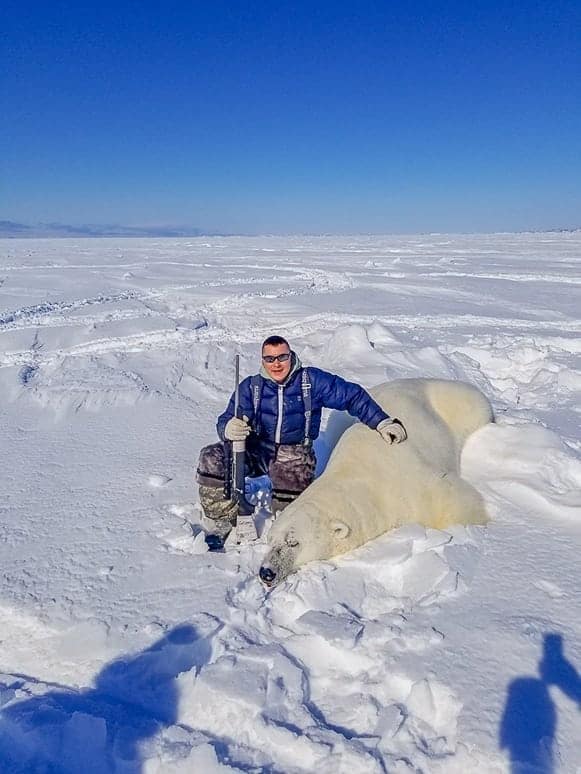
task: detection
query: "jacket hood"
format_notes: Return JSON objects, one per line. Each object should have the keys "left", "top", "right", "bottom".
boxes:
{"left": 260, "top": 351, "right": 302, "bottom": 386}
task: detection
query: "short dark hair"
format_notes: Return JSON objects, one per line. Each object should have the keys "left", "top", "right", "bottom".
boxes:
{"left": 262, "top": 335, "right": 290, "bottom": 351}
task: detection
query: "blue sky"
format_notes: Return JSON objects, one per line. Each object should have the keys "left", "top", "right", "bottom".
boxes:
{"left": 2, "top": 0, "right": 580, "bottom": 234}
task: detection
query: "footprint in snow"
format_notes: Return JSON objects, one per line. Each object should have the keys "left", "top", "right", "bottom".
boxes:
{"left": 19, "top": 364, "right": 39, "bottom": 386}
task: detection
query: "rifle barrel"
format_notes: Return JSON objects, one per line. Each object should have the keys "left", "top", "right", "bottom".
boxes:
{"left": 234, "top": 354, "right": 240, "bottom": 418}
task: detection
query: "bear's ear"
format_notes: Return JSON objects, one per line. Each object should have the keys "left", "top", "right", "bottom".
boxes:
{"left": 332, "top": 520, "right": 351, "bottom": 540}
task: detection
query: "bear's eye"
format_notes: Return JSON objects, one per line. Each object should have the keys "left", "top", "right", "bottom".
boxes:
{"left": 285, "top": 534, "right": 299, "bottom": 548}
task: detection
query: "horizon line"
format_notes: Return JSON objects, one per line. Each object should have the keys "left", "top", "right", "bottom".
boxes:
{"left": 1, "top": 219, "right": 580, "bottom": 240}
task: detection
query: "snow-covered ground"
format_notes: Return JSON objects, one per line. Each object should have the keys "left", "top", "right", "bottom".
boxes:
{"left": 0, "top": 233, "right": 580, "bottom": 773}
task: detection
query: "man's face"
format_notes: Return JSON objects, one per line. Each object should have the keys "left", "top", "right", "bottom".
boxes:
{"left": 262, "top": 342, "right": 292, "bottom": 383}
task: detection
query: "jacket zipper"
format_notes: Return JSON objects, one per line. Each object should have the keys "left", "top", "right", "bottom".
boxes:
{"left": 275, "top": 384, "right": 284, "bottom": 444}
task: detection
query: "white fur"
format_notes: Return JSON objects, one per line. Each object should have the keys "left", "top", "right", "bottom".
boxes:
{"left": 261, "top": 378, "right": 493, "bottom": 585}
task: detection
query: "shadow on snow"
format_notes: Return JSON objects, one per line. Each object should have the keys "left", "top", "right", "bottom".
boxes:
{"left": 0, "top": 623, "right": 214, "bottom": 773}
{"left": 500, "top": 632, "right": 581, "bottom": 773}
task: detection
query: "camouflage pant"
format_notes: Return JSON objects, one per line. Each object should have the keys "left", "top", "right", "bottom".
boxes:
{"left": 196, "top": 440, "right": 316, "bottom": 523}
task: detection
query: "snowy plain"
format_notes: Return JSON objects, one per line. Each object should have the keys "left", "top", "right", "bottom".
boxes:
{"left": 0, "top": 232, "right": 580, "bottom": 773}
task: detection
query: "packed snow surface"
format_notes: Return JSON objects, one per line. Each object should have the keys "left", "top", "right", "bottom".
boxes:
{"left": 0, "top": 233, "right": 580, "bottom": 772}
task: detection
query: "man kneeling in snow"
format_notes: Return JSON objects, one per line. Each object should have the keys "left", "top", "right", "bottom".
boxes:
{"left": 196, "top": 335, "right": 407, "bottom": 541}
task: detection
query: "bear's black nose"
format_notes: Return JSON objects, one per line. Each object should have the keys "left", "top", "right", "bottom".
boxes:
{"left": 259, "top": 566, "right": 276, "bottom": 585}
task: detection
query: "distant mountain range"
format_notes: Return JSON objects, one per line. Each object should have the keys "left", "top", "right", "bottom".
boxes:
{"left": 0, "top": 220, "right": 212, "bottom": 238}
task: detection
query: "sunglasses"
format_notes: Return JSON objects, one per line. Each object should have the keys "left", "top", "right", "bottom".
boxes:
{"left": 262, "top": 353, "right": 291, "bottom": 363}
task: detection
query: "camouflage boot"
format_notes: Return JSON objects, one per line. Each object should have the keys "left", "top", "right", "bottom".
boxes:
{"left": 199, "top": 485, "right": 238, "bottom": 541}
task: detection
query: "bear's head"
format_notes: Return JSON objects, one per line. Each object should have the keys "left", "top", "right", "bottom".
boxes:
{"left": 259, "top": 503, "right": 352, "bottom": 587}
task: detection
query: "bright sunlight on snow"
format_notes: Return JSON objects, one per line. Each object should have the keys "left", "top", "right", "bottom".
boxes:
{"left": 0, "top": 233, "right": 580, "bottom": 772}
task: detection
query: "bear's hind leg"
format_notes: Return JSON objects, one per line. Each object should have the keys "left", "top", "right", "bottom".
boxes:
{"left": 430, "top": 473, "right": 488, "bottom": 530}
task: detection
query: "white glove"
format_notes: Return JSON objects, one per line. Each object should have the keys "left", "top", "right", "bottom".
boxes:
{"left": 224, "top": 416, "right": 251, "bottom": 442}
{"left": 376, "top": 418, "right": 407, "bottom": 445}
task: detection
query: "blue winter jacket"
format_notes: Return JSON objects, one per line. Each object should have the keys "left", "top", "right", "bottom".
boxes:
{"left": 217, "top": 355, "right": 390, "bottom": 446}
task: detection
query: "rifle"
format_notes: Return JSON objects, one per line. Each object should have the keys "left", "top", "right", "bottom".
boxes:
{"left": 227, "top": 355, "right": 256, "bottom": 544}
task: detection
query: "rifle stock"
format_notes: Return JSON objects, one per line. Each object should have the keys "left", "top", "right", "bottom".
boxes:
{"left": 230, "top": 355, "right": 253, "bottom": 517}
{"left": 223, "top": 441, "right": 233, "bottom": 500}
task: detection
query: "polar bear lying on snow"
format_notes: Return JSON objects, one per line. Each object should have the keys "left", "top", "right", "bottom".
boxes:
{"left": 259, "top": 378, "right": 493, "bottom": 586}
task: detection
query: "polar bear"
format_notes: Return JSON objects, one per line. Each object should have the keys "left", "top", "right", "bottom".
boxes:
{"left": 259, "top": 378, "right": 493, "bottom": 586}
